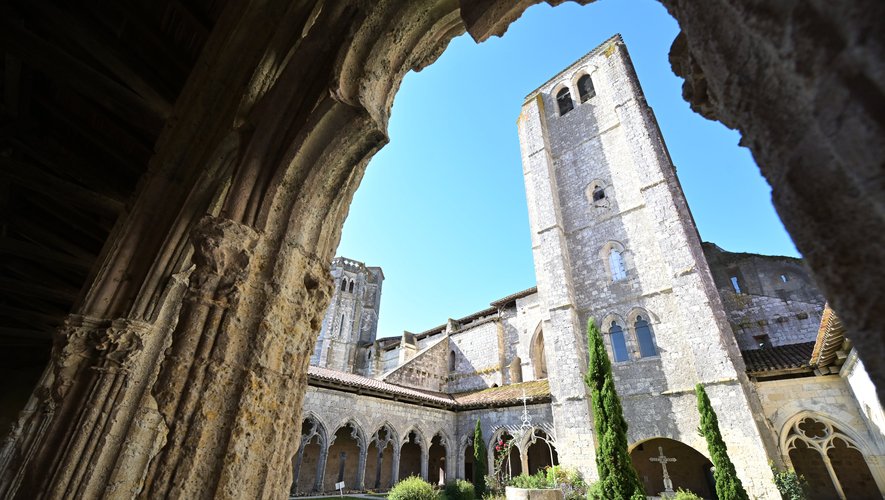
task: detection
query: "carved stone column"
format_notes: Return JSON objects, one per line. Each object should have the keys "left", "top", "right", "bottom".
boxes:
{"left": 391, "top": 447, "right": 401, "bottom": 486}
{"left": 315, "top": 442, "right": 330, "bottom": 493}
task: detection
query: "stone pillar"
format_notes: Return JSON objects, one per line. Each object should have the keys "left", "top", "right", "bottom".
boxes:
{"left": 291, "top": 444, "right": 305, "bottom": 495}
{"left": 357, "top": 442, "right": 368, "bottom": 490}
{"left": 421, "top": 446, "right": 429, "bottom": 481}
{"left": 520, "top": 446, "right": 529, "bottom": 476}
{"left": 315, "top": 442, "right": 330, "bottom": 493}
{"left": 391, "top": 447, "right": 401, "bottom": 485}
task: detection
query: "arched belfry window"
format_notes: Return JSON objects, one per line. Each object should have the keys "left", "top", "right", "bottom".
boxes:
{"left": 348, "top": 280, "right": 355, "bottom": 293}
{"left": 634, "top": 315, "right": 657, "bottom": 357}
{"left": 340, "top": 279, "right": 347, "bottom": 291}
{"left": 577, "top": 74, "right": 595, "bottom": 102}
{"left": 609, "top": 322, "right": 629, "bottom": 362}
{"left": 609, "top": 249, "right": 627, "bottom": 281}
{"left": 556, "top": 87, "right": 573, "bottom": 116}
{"left": 592, "top": 185, "right": 605, "bottom": 202}
{"left": 449, "top": 350, "right": 456, "bottom": 371}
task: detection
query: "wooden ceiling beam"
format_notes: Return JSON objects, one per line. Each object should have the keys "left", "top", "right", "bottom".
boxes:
{"left": 0, "top": 326, "right": 53, "bottom": 341}
{"left": 2, "top": 22, "right": 166, "bottom": 134}
{"left": 0, "top": 278, "right": 79, "bottom": 303}
{"left": 0, "top": 157, "right": 125, "bottom": 214}
{"left": 0, "top": 304, "right": 63, "bottom": 329}
{"left": 0, "top": 237, "right": 93, "bottom": 273}
{"left": 9, "top": 214, "right": 95, "bottom": 261}
{"left": 23, "top": 0, "right": 174, "bottom": 119}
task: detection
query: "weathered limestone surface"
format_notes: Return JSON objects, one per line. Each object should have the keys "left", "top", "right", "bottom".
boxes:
{"left": 1, "top": 0, "right": 882, "bottom": 498}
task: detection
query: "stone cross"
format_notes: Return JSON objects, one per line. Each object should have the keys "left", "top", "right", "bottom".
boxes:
{"left": 649, "top": 446, "right": 677, "bottom": 494}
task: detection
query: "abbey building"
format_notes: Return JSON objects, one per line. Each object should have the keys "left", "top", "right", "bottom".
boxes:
{"left": 289, "top": 36, "right": 885, "bottom": 499}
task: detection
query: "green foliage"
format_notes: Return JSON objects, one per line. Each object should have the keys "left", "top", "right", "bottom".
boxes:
{"left": 444, "top": 480, "right": 476, "bottom": 500}
{"left": 695, "top": 384, "right": 749, "bottom": 500}
{"left": 584, "top": 318, "right": 645, "bottom": 500}
{"left": 673, "top": 488, "right": 703, "bottom": 500}
{"left": 473, "top": 419, "right": 487, "bottom": 497}
{"left": 770, "top": 463, "right": 809, "bottom": 500}
{"left": 389, "top": 476, "right": 439, "bottom": 500}
{"left": 508, "top": 471, "right": 550, "bottom": 489}
{"left": 546, "top": 466, "right": 588, "bottom": 500}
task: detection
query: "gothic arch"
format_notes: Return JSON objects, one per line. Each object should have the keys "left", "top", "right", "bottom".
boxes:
{"left": 626, "top": 307, "right": 660, "bottom": 358}
{"left": 529, "top": 322, "right": 548, "bottom": 380}
{"left": 599, "top": 241, "right": 629, "bottom": 282}
{"left": 600, "top": 313, "right": 629, "bottom": 363}
{"left": 329, "top": 419, "right": 368, "bottom": 450}
{"left": 570, "top": 67, "right": 598, "bottom": 102}
{"left": 370, "top": 422, "right": 400, "bottom": 449}
{"left": 628, "top": 437, "right": 715, "bottom": 498}
{"left": 779, "top": 412, "right": 873, "bottom": 461}
{"left": 300, "top": 411, "right": 331, "bottom": 448}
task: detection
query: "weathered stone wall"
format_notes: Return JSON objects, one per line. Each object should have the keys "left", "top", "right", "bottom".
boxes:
{"left": 518, "top": 36, "right": 778, "bottom": 496}
{"left": 842, "top": 349, "right": 885, "bottom": 454}
{"left": 703, "top": 243, "right": 826, "bottom": 349}
{"left": 382, "top": 336, "right": 450, "bottom": 392}
{"left": 447, "top": 320, "right": 502, "bottom": 392}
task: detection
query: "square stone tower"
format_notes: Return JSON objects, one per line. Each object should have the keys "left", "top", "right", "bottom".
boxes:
{"left": 312, "top": 257, "right": 384, "bottom": 375}
{"left": 517, "top": 35, "right": 778, "bottom": 496}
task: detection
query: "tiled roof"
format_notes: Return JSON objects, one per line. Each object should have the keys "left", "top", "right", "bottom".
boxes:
{"left": 490, "top": 286, "right": 538, "bottom": 307}
{"left": 307, "top": 366, "right": 552, "bottom": 410}
{"left": 452, "top": 379, "right": 551, "bottom": 409}
{"left": 741, "top": 342, "right": 815, "bottom": 374}
{"left": 307, "top": 366, "right": 453, "bottom": 406}
{"left": 810, "top": 303, "right": 846, "bottom": 368}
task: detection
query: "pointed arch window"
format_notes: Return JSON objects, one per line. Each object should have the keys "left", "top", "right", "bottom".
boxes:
{"left": 348, "top": 280, "right": 355, "bottom": 293}
{"left": 449, "top": 350, "right": 456, "bottom": 371}
{"left": 340, "top": 279, "right": 347, "bottom": 291}
{"left": 556, "top": 87, "right": 573, "bottom": 116}
{"left": 609, "top": 322, "right": 629, "bottom": 362}
{"left": 609, "top": 249, "right": 627, "bottom": 281}
{"left": 634, "top": 315, "right": 657, "bottom": 357}
{"left": 577, "top": 74, "right": 595, "bottom": 102}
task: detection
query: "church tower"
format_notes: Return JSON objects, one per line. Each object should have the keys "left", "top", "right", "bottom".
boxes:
{"left": 311, "top": 257, "right": 384, "bottom": 375}
{"left": 517, "top": 35, "right": 778, "bottom": 496}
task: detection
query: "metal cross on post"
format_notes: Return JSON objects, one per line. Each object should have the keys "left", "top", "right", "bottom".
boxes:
{"left": 520, "top": 389, "right": 532, "bottom": 430}
{"left": 649, "top": 446, "right": 677, "bottom": 495}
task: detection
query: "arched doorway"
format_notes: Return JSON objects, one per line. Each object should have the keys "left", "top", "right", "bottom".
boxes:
{"left": 785, "top": 415, "right": 880, "bottom": 499}
{"left": 464, "top": 443, "right": 475, "bottom": 482}
{"left": 365, "top": 424, "right": 397, "bottom": 490}
{"left": 324, "top": 422, "right": 364, "bottom": 492}
{"left": 399, "top": 430, "right": 423, "bottom": 479}
{"left": 291, "top": 415, "right": 327, "bottom": 494}
{"left": 525, "top": 430, "right": 558, "bottom": 475}
{"left": 531, "top": 325, "right": 548, "bottom": 379}
{"left": 630, "top": 438, "right": 714, "bottom": 499}
{"left": 429, "top": 433, "right": 448, "bottom": 485}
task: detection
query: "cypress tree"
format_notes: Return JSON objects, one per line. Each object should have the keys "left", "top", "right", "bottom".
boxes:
{"left": 695, "top": 384, "right": 749, "bottom": 500}
{"left": 584, "top": 318, "right": 645, "bottom": 500}
{"left": 473, "top": 419, "right": 487, "bottom": 497}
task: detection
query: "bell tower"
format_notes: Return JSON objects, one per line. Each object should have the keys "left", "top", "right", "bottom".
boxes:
{"left": 517, "top": 35, "right": 777, "bottom": 495}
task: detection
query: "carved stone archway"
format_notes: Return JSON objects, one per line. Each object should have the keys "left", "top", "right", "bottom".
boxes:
{"left": 0, "top": 1, "right": 881, "bottom": 499}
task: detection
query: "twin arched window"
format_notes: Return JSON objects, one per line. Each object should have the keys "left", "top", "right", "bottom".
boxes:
{"left": 556, "top": 87, "right": 573, "bottom": 116}
{"left": 340, "top": 278, "right": 355, "bottom": 293}
{"left": 607, "top": 315, "right": 658, "bottom": 362}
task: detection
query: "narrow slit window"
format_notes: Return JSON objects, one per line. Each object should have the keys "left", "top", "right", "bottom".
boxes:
{"left": 340, "top": 279, "right": 347, "bottom": 291}
{"left": 730, "top": 276, "right": 741, "bottom": 294}
{"left": 592, "top": 186, "right": 605, "bottom": 202}
{"left": 556, "top": 87, "right": 573, "bottom": 116}
{"left": 349, "top": 280, "right": 355, "bottom": 293}
{"left": 610, "top": 322, "right": 629, "bottom": 362}
{"left": 577, "top": 74, "right": 595, "bottom": 102}
{"left": 780, "top": 274, "right": 789, "bottom": 283}
{"left": 635, "top": 316, "right": 657, "bottom": 357}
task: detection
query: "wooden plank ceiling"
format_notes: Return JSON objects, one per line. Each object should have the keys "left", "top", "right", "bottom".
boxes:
{"left": 0, "top": 0, "right": 229, "bottom": 355}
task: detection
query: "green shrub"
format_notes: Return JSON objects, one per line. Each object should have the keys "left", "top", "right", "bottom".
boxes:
{"left": 444, "top": 479, "right": 476, "bottom": 500}
{"left": 507, "top": 471, "right": 550, "bottom": 489}
{"left": 389, "top": 476, "right": 439, "bottom": 500}
{"left": 771, "top": 464, "right": 809, "bottom": 500}
{"left": 585, "top": 481, "right": 603, "bottom": 500}
{"left": 674, "top": 489, "right": 702, "bottom": 500}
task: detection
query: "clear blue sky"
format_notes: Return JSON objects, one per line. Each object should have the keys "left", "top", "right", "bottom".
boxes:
{"left": 337, "top": 1, "right": 799, "bottom": 338}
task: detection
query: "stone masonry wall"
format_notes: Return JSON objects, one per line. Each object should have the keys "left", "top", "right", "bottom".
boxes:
{"left": 382, "top": 335, "right": 449, "bottom": 392}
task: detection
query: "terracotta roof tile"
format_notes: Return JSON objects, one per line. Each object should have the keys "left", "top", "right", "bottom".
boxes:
{"left": 741, "top": 342, "right": 815, "bottom": 374}
{"left": 452, "top": 379, "right": 550, "bottom": 409}
{"left": 307, "top": 366, "right": 453, "bottom": 406}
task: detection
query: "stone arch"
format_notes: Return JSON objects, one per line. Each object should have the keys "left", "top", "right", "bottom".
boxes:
{"left": 399, "top": 427, "right": 426, "bottom": 480}
{"left": 523, "top": 427, "right": 558, "bottom": 475}
{"left": 428, "top": 431, "right": 450, "bottom": 485}
{"left": 1, "top": 2, "right": 880, "bottom": 499}
{"left": 552, "top": 82, "right": 574, "bottom": 116}
{"left": 488, "top": 427, "right": 522, "bottom": 480}
{"left": 780, "top": 412, "right": 884, "bottom": 498}
{"left": 584, "top": 178, "right": 611, "bottom": 209}
{"left": 291, "top": 413, "right": 330, "bottom": 495}
{"left": 529, "top": 322, "right": 548, "bottom": 380}
{"left": 629, "top": 437, "right": 715, "bottom": 498}
{"left": 324, "top": 420, "right": 368, "bottom": 492}
{"left": 570, "top": 67, "right": 598, "bottom": 103}
{"left": 366, "top": 422, "right": 399, "bottom": 490}
{"left": 458, "top": 433, "right": 476, "bottom": 482}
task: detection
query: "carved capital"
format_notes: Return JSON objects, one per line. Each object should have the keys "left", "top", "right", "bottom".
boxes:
{"left": 188, "top": 216, "right": 260, "bottom": 306}
{"left": 92, "top": 319, "right": 152, "bottom": 374}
